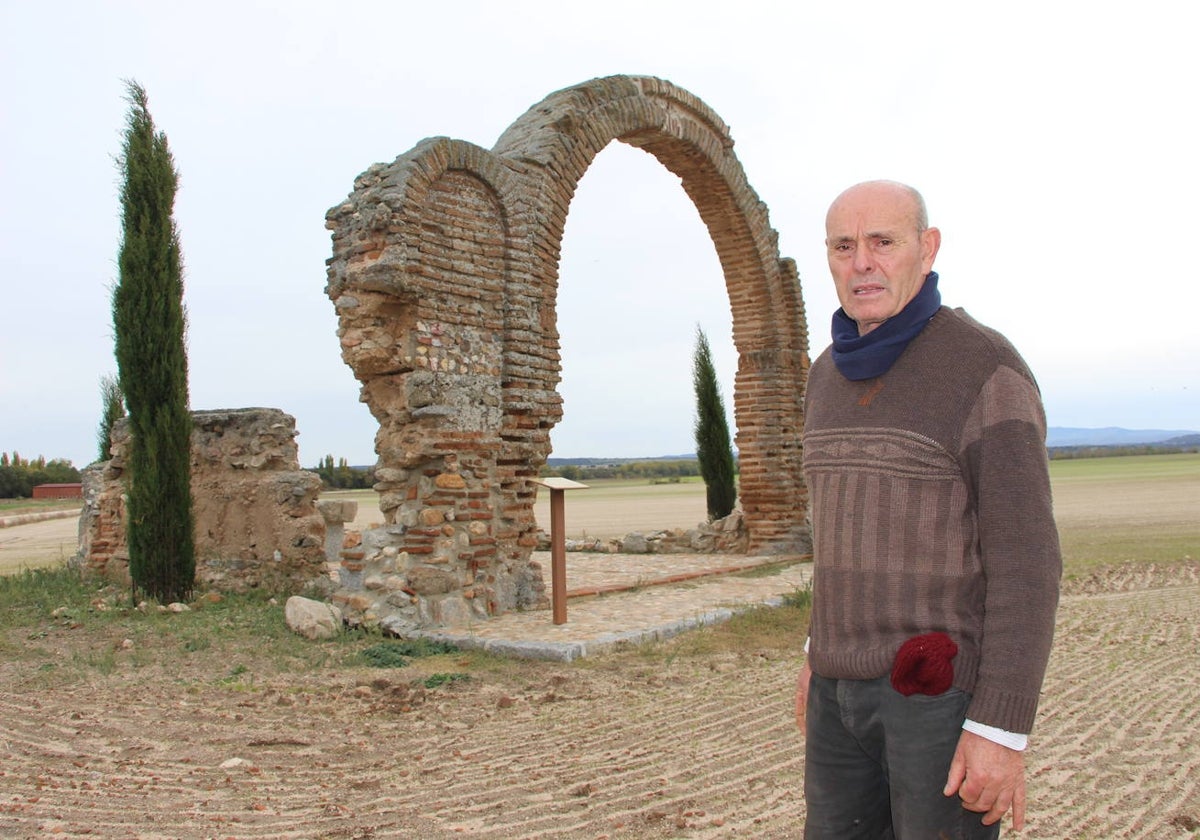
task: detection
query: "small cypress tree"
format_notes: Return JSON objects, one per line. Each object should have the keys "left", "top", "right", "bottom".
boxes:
{"left": 96, "top": 374, "right": 125, "bottom": 462}
{"left": 692, "top": 326, "right": 737, "bottom": 520}
{"left": 112, "top": 81, "right": 195, "bottom": 603}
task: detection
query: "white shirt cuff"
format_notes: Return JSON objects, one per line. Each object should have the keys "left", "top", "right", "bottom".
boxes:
{"left": 963, "top": 719, "right": 1028, "bottom": 751}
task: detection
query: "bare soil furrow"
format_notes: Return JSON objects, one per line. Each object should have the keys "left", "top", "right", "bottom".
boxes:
{"left": 1020, "top": 583, "right": 1200, "bottom": 839}
{"left": 2, "top": 575, "right": 1198, "bottom": 838}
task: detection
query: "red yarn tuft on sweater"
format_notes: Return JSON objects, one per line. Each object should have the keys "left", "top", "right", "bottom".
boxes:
{"left": 890, "top": 632, "right": 958, "bottom": 696}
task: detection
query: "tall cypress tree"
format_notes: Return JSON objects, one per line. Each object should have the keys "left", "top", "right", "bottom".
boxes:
{"left": 692, "top": 326, "right": 737, "bottom": 520}
{"left": 112, "top": 81, "right": 195, "bottom": 603}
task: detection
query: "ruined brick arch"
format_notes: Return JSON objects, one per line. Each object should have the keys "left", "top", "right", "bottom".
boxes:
{"left": 325, "top": 75, "right": 810, "bottom": 627}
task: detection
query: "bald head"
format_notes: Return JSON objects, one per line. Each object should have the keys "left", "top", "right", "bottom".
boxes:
{"left": 827, "top": 180, "right": 929, "bottom": 233}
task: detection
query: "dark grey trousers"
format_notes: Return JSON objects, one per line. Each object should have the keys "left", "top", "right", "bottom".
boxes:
{"left": 804, "top": 673, "right": 1001, "bottom": 840}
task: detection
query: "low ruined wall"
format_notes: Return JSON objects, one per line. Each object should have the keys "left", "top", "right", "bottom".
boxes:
{"left": 537, "top": 510, "right": 750, "bottom": 555}
{"left": 77, "top": 408, "right": 328, "bottom": 594}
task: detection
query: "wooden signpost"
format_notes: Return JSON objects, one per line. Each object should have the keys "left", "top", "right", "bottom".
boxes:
{"left": 531, "top": 476, "right": 589, "bottom": 624}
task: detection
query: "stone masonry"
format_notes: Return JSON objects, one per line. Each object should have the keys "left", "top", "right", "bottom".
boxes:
{"left": 325, "top": 75, "right": 811, "bottom": 631}
{"left": 78, "top": 408, "right": 328, "bottom": 594}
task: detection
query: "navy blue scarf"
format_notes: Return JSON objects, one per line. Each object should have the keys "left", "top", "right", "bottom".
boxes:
{"left": 831, "top": 272, "right": 942, "bottom": 381}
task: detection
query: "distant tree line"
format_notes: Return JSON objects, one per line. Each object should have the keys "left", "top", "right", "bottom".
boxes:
{"left": 0, "top": 452, "right": 82, "bottom": 499}
{"left": 1048, "top": 442, "right": 1199, "bottom": 460}
{"left": 540, "top": 459, "right": 712, "bottom": 482}
{"left": 310, "top": 455, "right": 374, "bottom": 489}
{"left": 307, "top": 455, "right": 714, "bottom": 488}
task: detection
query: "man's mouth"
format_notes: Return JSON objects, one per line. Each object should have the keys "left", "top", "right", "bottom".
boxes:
{"left": 853, "top": 284, "right": 885, "bottom": 296}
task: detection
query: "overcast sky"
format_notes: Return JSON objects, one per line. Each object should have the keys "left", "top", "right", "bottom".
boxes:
{"left": 2, "top": 0, "right": 1197, "bottom": 469}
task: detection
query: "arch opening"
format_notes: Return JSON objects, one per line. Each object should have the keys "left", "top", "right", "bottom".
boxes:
{"left": 553, "top": 144, "right": 734, "bottom": 457}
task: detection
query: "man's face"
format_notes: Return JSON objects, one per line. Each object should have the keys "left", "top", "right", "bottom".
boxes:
{"left": 825, "top": 183, "right": 941, "bottom": 335}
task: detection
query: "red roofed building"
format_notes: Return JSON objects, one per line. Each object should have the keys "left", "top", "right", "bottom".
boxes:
{"left": 32, "top": 483, "right": 83, "bottom": 499}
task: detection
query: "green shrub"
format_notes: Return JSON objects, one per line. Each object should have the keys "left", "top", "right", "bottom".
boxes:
{"left": 423, "top": 672, "right": 470, "bottom": 689}
{"left": 356, "top": 638, "right": 461, "bottom": 668}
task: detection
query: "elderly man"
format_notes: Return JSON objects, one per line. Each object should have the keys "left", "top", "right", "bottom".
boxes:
{"left": 795, "top": 181, "right": 1061, "bottom": 838}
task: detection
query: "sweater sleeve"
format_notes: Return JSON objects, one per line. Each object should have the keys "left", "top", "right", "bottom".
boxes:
{"left": 960, "top": 363, "right": 1062, "bottom": 734}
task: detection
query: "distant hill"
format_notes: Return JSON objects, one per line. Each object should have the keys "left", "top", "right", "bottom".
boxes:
{"left": 340, "top": 430, "right": 1198, "bottom": 472}
{"left": 1046, "top": 427, "right": 1199, "bottom": 447}
{"left": 546, "top": 454, "right": 697, "bottom": 467}
{"left": 546, "top": 430, "right": 1200, "bottom": 464}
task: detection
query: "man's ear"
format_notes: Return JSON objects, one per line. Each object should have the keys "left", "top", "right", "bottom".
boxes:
{"left": 921, "top": 226, "right": 942, "bottom": 273}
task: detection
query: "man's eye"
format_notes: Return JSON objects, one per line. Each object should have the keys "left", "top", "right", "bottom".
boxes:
{"left": 832, "top": 242, "right": 854, "bottom": 253}
{"left": 873, "top": 239, "right": 896, "bottom": 252}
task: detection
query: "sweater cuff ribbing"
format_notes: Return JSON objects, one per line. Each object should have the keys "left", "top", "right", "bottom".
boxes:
{"left": 966, "top": 686, "right": 1041, "bottom": 735}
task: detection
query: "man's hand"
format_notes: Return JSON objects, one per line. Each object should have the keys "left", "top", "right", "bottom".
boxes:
{"left": 944, "top": 730, "right": 1027, "bottom": 830}
{"left": 795, "top": 663, "right": 812, "bottom": 735}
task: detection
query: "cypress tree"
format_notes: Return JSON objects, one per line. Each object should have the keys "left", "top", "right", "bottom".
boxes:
{"left": 692, "top": 326, "right": 737, "bottom": 520}
{"left": 96, "top": 374, "right": 125, "bottom": 462}
{"left": 112, "top": 81, "right": 195, "bottom": 603}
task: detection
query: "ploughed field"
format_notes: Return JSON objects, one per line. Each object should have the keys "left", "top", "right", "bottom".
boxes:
{"left": 0, "top": 455, "right": 1197, "bottom": 837}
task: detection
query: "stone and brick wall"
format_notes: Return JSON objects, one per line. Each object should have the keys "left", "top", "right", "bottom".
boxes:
{"left": 77, "top": 408, "right": 328, "bottom": 594}
{"left": 324, "top": 75, "right": 811, "bottom": 631}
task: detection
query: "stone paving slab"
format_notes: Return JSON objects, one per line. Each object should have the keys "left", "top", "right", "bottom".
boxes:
{"left": 422, "top": 552, "right": 813, "bottom": 662}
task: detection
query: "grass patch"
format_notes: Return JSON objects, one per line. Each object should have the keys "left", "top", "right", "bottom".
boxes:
{"left": 423, "top": 672, "right": 470, "bottom": 689}
{"left": 356, "top": 638, "right": 461, "bottom": 668}
{"left": 781, "top": 583, "right": 814, "bottom": 610}
{"left": 1060, "top": 528, "right": 1197, "bottom": 578}
{"left": 0, "top": 566, "right": 366, "bottom": 687}
{"left": 1050, "top": 453, "right": 1200, "bottom": 576}
{"left": 614, "top": 588, "right": 813, "bottom": 665}
{"left": 357, "top": 643, "right": 412, "bottom": 669}
{"left": 0, "top": 498, "right": 82, "bottom": 516}
{"left": 712, "top": 591, "right": 811, "bottom": 651}
{"left": 0, "top": 561, "right": 807, "bottom": 686}
{"left": 734, "top": 561, "right": 795, "bottom": 579}
{"left": 389, "top": 638, "right": 463, "bottom": 657}
{"left": 633, "top": 580, "right": 814, "bottom": 663}
{"left": 1049, "top": 451, "right": 1200, "bottom": 482}
{"left": 0, "top": 565, "right": 95, "bottom": 619}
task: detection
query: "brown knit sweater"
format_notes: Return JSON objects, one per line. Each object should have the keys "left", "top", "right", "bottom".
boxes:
{"left": 803, "top": 306, "right": 1061, "bottom": 734}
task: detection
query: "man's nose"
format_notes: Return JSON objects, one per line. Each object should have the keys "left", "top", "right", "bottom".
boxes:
{"left": 852, "top": 240, "right": 875, "bottom": 273}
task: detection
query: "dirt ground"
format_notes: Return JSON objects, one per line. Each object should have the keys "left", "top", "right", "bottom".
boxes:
{"left": 3, "top": 477, "right": 1199, "bottom": 839}
{"left": 0, "top": 512, "right": 83, "bottom": 574}
{"left": 0, "top": 552, "right": 1197, "bottom": 838}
